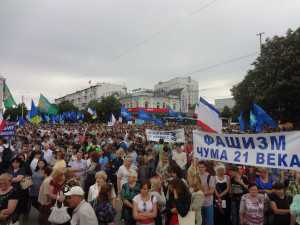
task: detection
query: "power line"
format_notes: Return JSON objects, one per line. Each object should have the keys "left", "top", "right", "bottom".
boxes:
{"left": 110, "top": 0, "right": 218, "bottom": 61}
{"left": 179, "top": 51, "right": 257, "bottom": 77}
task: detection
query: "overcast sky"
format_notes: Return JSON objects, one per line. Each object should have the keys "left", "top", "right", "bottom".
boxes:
{"left": 1, "top": 0, "right": 300, "bottom": 106}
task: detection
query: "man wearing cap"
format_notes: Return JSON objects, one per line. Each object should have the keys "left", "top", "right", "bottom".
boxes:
{"left": 65, "top": 186, "right": 98, "bottom": 225}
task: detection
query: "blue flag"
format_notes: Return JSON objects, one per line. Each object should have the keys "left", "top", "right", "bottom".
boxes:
{"left": 154, "top": 118, "right": 164, "bottom": 127}
{"left": 29, "top": 100, "right": 39, "bottom": 118}
{"left": 121, "top": 107, "right": 132, "bottom": 121}
{"left": 238, "top": 112, "right": 245, "bottom": 132}
{"left": 167, "top": 106, "right": 179, "bottom": 117}
{"left": 138, "top": 110, "right": 152, "bottom": 121}
{"left": 18, "top": 116, "right": 26, "bottom": 127}
{"left": 253, "top": 103, "right": 277, "bottom": 129}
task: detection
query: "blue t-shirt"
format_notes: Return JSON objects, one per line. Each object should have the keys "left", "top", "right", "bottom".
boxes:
{"left": 256, "top": 176, "right": 273, "bottom": 190}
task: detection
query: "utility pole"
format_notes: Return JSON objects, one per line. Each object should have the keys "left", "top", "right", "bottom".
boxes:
{"left": 257, "top": 32, "right": 265, "bottom": 53}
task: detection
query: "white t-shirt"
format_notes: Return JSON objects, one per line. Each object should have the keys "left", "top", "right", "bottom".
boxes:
{"left": 42, "top": 149, "right": 53, "bottom": 164}
{"left": 117, "top": 165, "right": 135, "bottom": 188}
{"left": 133, "top": 194, "right": 157, "bottom": 213}
{"left": 172, "top": 150, "right": 187, "bottom": 169}
{"left": 88, "top": 183, "right": 117, "bottom": 202}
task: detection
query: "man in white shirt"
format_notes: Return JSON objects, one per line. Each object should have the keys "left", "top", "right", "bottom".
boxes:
{"left": 65, "top": 186, "right": 98, "bottom": 225}
{"left": 42, "top": 143, "right": 53, "bottom": 165}
{"left": 69, "top": 151, "right": 87, "bottom": 186}
{"left": 172, "top": 144, "right": 187, "bottom": 170}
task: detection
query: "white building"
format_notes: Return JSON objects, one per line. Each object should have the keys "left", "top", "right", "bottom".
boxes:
{"left": 214, "top": 98, "right": 235, "bottom": 111}
{"left": 55, "top": 82, "right": 127, "bottom": 110}
{"left": 154, "top": 76, "right": 199, "bottom": 112}
{"left": 119, "top": 88, "right": 180, "bottom": 112}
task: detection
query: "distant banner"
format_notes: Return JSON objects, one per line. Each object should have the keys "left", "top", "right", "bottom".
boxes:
{"left": 146, "top": 129, "right": 185, "bottom": 143}
{"left": 193, "top": 130, "right": 300, "bottom": 170}
{"left": 0, "top": 122, "right": 17, "bottom": 137}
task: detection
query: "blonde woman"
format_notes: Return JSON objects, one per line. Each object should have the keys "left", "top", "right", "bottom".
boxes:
{"left": 187, "top": 158, "right": 199, "bottom": 186}
{"left": 0, "top": 173, "right": 18, "bottom": 225}
{"left": 150, "top": 177, "right": 166, "bottom": 225}
{"left": 191, "top": 176, "right": 204, "bottom": 225}
{"left": 88, "top": 171, "right": 116, "bottom": 208}
{"left": 214, "top": 164, "right": 231, "bottom": 225}
{"left": 38, "top": 168, "right": 65, "bottom": 225}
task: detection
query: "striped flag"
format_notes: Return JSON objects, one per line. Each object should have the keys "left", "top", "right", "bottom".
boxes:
{"left": 195, "top": 97, "right": 222, "bottom": 133}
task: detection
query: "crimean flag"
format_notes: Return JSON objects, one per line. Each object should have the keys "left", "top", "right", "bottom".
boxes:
{"left": 195, "top": 97, "right": 222, "bottom": 133}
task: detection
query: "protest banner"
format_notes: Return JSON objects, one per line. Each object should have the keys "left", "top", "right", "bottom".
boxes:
{"left": 0, "top": 122, "right": 17, "bottom": 137}
{"left": 193, "top": 130, "right": 300, "bottom": 170}
{"left": 146, "top": 128, "right": 185, "bottom": 143}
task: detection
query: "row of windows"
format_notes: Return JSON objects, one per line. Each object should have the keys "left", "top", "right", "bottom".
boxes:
{"left": 126, "top": 102, "right": 176, "bottom": 110}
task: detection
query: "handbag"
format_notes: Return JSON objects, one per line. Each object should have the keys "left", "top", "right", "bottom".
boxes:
{"left": 20, "top": 176, "right": 33, "bottom": 190}
{"left": 48, "top": 199, "right": 71, "bottom": 224}
{"left": 178, "top": 210, "right": 195, "bottom": 225}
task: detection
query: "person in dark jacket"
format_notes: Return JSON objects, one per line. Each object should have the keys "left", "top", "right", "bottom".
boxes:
{"left": 0, "top": 138, "right": 13, "bottom": 174}
{"left": 166, "top": 178, "right": 191, "bottom": 225}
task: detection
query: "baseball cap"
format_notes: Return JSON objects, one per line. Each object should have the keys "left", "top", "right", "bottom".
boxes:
{"left": 64, "top": 186, "right": 84, "bottom": 196}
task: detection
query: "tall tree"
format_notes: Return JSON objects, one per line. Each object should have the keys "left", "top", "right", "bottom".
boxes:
{"left": 220, "top": 106, "right": 232, "bottom": 118}
{"left": 231, "top": 28, "right": 300, "bottom": 127}
{"left": 3, "top": 103, "right": 28, "bottom": 121}
{"left": 58, "top": 100, "right": 79, "bottom": 113}
{"left": 86, "top": 96, "right": 121, "bottom": 122}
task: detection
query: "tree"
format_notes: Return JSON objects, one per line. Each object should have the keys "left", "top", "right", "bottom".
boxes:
{"left": 86, "top": 96, "right": 121, "bottom": 122}
{"left": 57, "top": 101, "right": 79, "bottom": 113}
{"left": 98, "top": 96, "right": 121, "bottom": 122}
{"left": 231, "top": 28, "right": 300, "bottom": 127}
{"left": 3, "top": 103, "right": 28, "bottom": 121}
{"left": 220, "top": 106, "right": 232, "bottom": 118}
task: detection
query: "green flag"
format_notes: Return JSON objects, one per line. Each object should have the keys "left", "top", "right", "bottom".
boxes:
{"left": 3, "top": 83, "right": 17, "bottom": 109}
{"left": 38, "top": 94, "right": 58, "bottom": 115}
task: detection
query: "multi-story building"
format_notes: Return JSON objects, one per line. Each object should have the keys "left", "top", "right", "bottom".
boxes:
{"left": 154, "top": 76, "right": 199, "bottom": 112}
{"left": 119, "top": 88, "right": 180, "bottom": 113}
{"left": 214, "top": 98, "right": 235, "bottom": 111}
{"left": 55, "top": 82, "right": 127, "bottom": 110}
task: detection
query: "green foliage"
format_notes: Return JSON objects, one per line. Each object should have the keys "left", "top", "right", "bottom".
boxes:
{"left": 57, "top": 101, "right": 79, "bottom": 113}
{"left": 220, "top": 106, "right": 232, "bottom": 118}
{"left": 86, "top": 96, "right": 121, "bottom": 122}
{"left": 231, "top": 27, "right": 300, "bottom": 126}
{"left": 4, "top": 103, "right": 28, "bottom": 121}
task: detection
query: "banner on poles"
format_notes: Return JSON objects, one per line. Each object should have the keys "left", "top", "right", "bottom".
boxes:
{"left": 0, "top": 122, "right": 17, "bottom": 137}
{"left": 193, "top": 130, "right": 300, "bottom": 170}
{"left": 146, "top": 129, "right": 185, "bottom": 143}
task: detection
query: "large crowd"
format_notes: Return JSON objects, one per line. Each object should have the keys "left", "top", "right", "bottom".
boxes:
{"left": 0, "top": 122, "right": 299, "bottom": 225}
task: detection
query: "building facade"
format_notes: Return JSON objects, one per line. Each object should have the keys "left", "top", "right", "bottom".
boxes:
{"left": 154, "top": 76, "right": 199, "bottom": 112}
{"left": 119, "top": 88, "right": 180, "bottom": 113}
{"left": 55, "top": 82, "right": 127, "bottom": 110}
{"left": 214, "top": 97, "right": 235, "bottom": 111}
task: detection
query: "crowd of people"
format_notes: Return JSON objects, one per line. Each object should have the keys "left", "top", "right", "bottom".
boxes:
{"left": 0, "top": 122, "right": 299, "bottom": 225}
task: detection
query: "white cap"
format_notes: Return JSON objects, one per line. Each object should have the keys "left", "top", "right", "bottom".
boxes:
{"left": 64, "top": 186, "right": 84, "bottom": 196}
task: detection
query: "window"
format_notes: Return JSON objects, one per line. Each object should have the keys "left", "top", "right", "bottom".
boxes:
{"left": 157, "top": 102, "right": 160, "bottom": 108}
